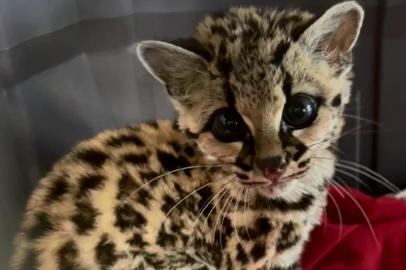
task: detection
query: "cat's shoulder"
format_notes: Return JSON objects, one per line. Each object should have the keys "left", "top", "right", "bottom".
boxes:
{"left": 27, "top": 119, "right": 193, "bottom": 205}
{"left": 11, "top": 119, "right": 202, "bottom": 269}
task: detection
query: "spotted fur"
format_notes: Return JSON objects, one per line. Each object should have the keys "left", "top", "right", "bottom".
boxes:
{"left": 12, "top": 2, "right": 364, "bottom": 270}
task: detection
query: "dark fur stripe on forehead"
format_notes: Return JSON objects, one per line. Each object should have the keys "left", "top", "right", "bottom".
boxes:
{"left": 217, "top": 42, "right": 232, "bottom": 76}
{"left": 271, "top": 41, "right": 291, "bottom": 65}
{"left": 282, "top": 72, "right": 293, "bottom": 97}
{"left": 223, "top": 80, "right": 236, "bottom": 107}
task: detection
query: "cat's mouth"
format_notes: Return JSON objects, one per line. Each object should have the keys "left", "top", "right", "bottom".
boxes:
{"left": 237, "top": 168, "right": 310, "bottom": 189}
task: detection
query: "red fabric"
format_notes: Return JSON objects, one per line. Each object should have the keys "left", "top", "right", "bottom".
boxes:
{"left": 302, "top": 187, "right": 406, "bottom": 270}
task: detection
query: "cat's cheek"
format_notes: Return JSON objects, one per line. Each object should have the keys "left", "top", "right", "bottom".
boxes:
{"left": 293, "top": 108, "right": 337, "bottom": 145}
{"left": 197, "top": 133, "right": 241, "bottom": 163}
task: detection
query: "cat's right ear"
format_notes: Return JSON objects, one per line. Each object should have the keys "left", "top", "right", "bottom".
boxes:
{"left": 298, "top": 1, "right": 364, "bottom": 69}
{"left": 134, "top": 40, "right": 208, "bottom": 98}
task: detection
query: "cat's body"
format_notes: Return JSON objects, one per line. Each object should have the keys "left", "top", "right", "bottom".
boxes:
{"left": 12, "top": 121, "right": 331, "bottom": 270}
{"left": 12, "top": 2, "right": 364, "bottom": 270}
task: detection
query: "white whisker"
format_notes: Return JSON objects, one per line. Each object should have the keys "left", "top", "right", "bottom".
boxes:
{"left": 202, "top": 183, "right": 231, "bottom": 230}
{"left": 308, "top": 125, "right": 379, "bottom": 149}
{"left": 337, "top": 160, "right": 399, "bottom": 192}
{"left": 213, "top": 195, "right": 232, "bottom": 247}
{"left": 326, "top": 178, "right": 345, "bottom": 198}
{"left": 188, "top": 178, "right": 233, "bottom": 267}
{"left": 327, "top": 192, "right": 343, "bottom": 240}
{"left": 219, "top": 195, "right": 234, "bottom": 250}
{"left": 130, "top": 164, "right": 225, "bottom": 198}
{"left": 192, "top": 177, "right": 235, "bottom": 230}
{"left": 233, "top": 187, "right": 244, "bottom": 246}
{"left": 341, "top": 113, "right": 381, "bottom": 126}
{"left": 334, "top": 168, "right": 373, "bottom": 191}
{"left": 312, "top": 156, "right": 398, "bottom": 193}
{"left": 243, "top": 189, "right": 251, "bottom": 241}
{"left": 164, "top": 181, "right": 215, "bottom": 218}
{"left": 334, "top": 185, "right": 379, "bottom": 246}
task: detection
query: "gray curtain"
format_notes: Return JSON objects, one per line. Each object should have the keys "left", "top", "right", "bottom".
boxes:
{"left": 1, "top": 0, "right": 405, "bottom": 268}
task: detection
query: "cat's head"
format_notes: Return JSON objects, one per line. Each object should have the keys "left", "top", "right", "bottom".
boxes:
{"left": 136, "top": 1, "right": 364, "bottom": 199}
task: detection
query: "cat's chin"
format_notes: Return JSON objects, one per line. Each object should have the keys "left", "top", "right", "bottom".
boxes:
{"left": 255, "top": 180, "right": 296, "bottom": 199}
{"left": 255, "top": 180, "right": 285, "bottom": 198}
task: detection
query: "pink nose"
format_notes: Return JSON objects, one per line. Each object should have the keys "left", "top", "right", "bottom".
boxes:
{"left": 255, "top": 156, "right": 287, "bottom": 181}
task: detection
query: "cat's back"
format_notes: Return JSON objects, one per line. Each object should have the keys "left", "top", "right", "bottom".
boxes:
{"left": 11, "top": 120, "right": 199, "bottom": 270}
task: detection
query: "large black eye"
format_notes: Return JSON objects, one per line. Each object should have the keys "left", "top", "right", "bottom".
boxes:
{"left": 210, "top": 108, "right": 248, "bottom": 143}
{"left": 283, "top": 94, "right": 318, "bottom": 128}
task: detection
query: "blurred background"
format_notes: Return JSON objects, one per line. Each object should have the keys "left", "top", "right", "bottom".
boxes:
{"left": 0, "top": 0, "right": 405, "bottom": 268}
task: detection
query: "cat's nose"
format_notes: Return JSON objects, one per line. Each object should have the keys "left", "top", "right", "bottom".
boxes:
{"left": 255, "top": 156, "right": 287, "bottom": 181}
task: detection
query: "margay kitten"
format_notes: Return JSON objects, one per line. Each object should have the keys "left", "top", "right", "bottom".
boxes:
{"left": 12, "top": 2, "right": 364, "bottom": 269}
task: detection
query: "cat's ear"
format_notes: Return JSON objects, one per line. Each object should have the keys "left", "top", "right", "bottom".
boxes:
{"left": 298, "top": 1, "right": 364, "bottom": 66}
{"left": 135, "top": 40, "right": 208, "bottom": 97}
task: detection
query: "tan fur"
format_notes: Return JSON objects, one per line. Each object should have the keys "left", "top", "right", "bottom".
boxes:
{"left": 12, "top": 2, "right": 363, "bottom": 270}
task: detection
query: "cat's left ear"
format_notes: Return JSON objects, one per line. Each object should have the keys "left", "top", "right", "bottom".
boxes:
{"left": 298, "top": 1, "right": 364, "bottom": 67}
{"left": 135, "top": 40, "right": 208, "bottom": 98}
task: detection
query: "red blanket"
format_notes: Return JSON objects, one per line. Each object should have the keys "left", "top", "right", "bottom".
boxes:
{"left": 302, "top": 187, "right": 406, "bottom": 270}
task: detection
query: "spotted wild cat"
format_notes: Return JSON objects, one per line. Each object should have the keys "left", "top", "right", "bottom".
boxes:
{"left": 12, "top": 1, "right": 364, "bottom": 269}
